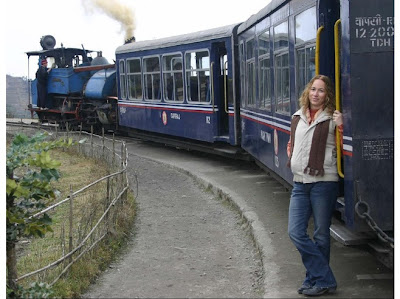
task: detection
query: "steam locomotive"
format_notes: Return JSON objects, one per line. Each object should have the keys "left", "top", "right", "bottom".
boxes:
{"left": 27, "top": 35, "right": 119, "bottom": 131}
{"left": 27, "top": 0, "right": 394, "bottom": 249}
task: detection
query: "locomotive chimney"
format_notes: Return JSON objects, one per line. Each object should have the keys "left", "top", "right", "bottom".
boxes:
{"left": 124, "top": 36, "right": 136, "bottom": 44}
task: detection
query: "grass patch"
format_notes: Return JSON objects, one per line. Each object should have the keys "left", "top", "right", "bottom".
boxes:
{"left": 15, "top": 147, "right": 136, "bottom": 298}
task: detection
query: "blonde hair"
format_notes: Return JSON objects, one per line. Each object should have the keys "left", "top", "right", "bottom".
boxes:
{"left": 299, "top": 75, "right": 335, "bottom": 115}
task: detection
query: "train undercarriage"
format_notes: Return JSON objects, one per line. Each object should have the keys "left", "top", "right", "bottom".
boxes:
{"left": 30, "top": 95, "right": 117, "bottom": 132}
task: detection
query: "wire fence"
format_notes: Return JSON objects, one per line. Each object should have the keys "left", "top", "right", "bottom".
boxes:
{"left": 6, "top": 123, "right": 131, "bottom": 288}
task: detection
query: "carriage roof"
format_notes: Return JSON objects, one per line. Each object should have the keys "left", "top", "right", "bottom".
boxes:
{"left": 115, "top": 24, "right": 238, "bottom": 55}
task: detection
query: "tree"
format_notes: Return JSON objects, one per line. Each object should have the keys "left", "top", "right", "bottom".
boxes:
{"left": 6, "top": 132, "right": 73, "bottom": 295}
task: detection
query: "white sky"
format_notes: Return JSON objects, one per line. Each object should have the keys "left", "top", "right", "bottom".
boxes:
{"left": 4, "top": 0, "right": 271, "bottom": 78}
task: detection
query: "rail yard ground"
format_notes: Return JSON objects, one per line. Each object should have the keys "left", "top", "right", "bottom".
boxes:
{"left": 83, "top": 137, "right": 394, "bottom": 298}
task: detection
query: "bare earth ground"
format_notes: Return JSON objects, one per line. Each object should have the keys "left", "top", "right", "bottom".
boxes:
{"left": 83, "top": 150, "right": 264, "bottom": 298}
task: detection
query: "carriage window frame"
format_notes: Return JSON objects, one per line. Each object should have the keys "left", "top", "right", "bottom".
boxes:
{"left": 118, "top": 59, "right": 127, "bottom": 100}
{"left": 143, "top": 55, "right": 161, "bottom": 101}
{"left": 294, "top": 6, "right": 317, "bottom": 106}
{"left": 162, "top": 53, "right": 184, "bottom": 103}
{"left": 184, "top": 49, "right": 211, "bottom": 104}
{"left": 273, "top": 20, "right": 290, "bottom": 115}
{"left": 127, "top": 58, "right": 143, "bottom": 101}
{"left": 258, "top": 29, "right": 271, "bottom": 111}
{"left": 245, "top": 37, "right": 256, "bottom": 108}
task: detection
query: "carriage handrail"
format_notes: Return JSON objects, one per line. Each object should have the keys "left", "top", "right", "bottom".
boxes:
{"left": 315, "top": 26, "right": 324, "bottom": 75}
{"left": 224, "top": 61, "right": 229, "bottom": 113}
{"left": 334, "top": 19, "right": 344, "bottom": 178}
{"left": 211, "top": 62, "right": 215, "bottom": 112}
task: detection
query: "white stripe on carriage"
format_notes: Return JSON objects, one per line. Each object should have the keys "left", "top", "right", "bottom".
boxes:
{"left": 118, "top": 101, "right": 218, "bottom": 112}
{"left": 343, "top": 144, "right": 353, "bottom": 152}
{"left": 241, "top": 108, "right": 292, "bottom": 125}
{"left": 343, "top": 136, "right": 352, "bottom": 141}
{"left": 241, "top": 112, "right": 291, "bottom": 132}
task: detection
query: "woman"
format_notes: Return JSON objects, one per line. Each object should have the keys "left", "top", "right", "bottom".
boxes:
{"left": 287, "top": 75, "right": 343, "bottom": 297}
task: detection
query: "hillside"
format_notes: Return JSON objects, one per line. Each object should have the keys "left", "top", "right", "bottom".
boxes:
{"left": 6, "top": 75, "right": 34, "bottom": 119}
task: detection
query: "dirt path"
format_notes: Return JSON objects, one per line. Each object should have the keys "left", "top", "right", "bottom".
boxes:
{"left": 83, "top": 150, "right": 264, "bottom": 298}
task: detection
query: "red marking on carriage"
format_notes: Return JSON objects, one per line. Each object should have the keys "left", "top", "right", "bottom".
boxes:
{"left": 274, "top": 129, "right": 279, "bottom": 155}
{"left": 162, "top": 111, "right": 167, "bottom": 125}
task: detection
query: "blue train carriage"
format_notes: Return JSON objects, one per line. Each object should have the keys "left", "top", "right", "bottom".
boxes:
{"left": 27, "top": 35, "right": 117, "bottom": 130}
{"left": 115, "top": 25, "right": 241, "bottom": 147}
{"left": 237, "top": 0, "right": 394, "bottom": 244}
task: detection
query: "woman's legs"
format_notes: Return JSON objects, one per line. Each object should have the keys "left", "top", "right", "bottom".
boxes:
{"left": 310, "top": 182, "right": 338, "bottom": 263}
{"left": 288, "top": 182, "right": 337, "bottom": 288}
{"left": 288, "top": 182, "right": 313, "bottom": 287}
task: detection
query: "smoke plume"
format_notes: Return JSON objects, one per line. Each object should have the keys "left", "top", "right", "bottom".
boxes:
{"left": 82, "top": 0, "right": 135, "bottom": 41}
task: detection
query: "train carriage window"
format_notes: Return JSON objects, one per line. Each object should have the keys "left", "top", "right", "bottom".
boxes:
{"left": 274, "top": 21, "right": 290, "bottom": 115}
{"left": 119, "top": 60, "right": 127, "bottom": 99}
{"left": 275, "top": 53, "right": 290, "bottom": 114}
{"left": 162, "top": 54, "right": 183, "bottom": 102}
{"left": 258, "top": 30, "right": 271, "bottom": 111}
{"left": 143, "top": 56, "right": 161, "bottom": 101}
{"left": 246, "top": 38, "right": 256, "bottom": 107}
{"left": 296, "top": 46, "right": 315, "bottom": 104}
{"left": 127, "top": 58, "right": 142, "bottom": 100}
{"left": 185, "top": 50, "right": 210, "bottom": 103}
{"left": 274, "top": 21, "right": 289, "bottom": 51}
{"left": 295, "top": 7, "right": 316, "bottom": 103}
{"left": 259, "top": 30, "right": 270, "bottom": 56}
{"left": 295, "top": 7, "right": 316, "bottom": 44}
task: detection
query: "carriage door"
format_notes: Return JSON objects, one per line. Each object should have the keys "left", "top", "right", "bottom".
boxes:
{"left": 211, "top": 42, "right": 229, "bottom": 139}
{"left": 317, "top": 0, "right": 340, "bottom": 81}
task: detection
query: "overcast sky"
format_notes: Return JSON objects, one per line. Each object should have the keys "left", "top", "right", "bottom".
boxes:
{"left": 4, "top": 0, "right": 270, "bottom": 78}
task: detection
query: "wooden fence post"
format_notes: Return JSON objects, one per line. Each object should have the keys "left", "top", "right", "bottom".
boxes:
{"left": 102, "top": 127, "right": 105, "bottom": 158}
{"left": 105, "top": 177, "right": 110, "bottom": 230}
{"left": 79, "top": 122, "right": 82, "bottom": 154}
{"left": 69, "top": 185, "right": 74, "bottom": 264}
{"left": 112, "top": 133, "right": 115, "bottom": 167}
{"left": 121, "top": 142, "right": 124, "bottom": 169}
{"left": 122, "top": 142, "right": 128, "bottom": 203}
{"left": 91, "top": 125, "right": 94, "bottom": 157}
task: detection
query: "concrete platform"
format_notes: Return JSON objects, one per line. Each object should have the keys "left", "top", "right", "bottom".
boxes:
{"left": 123, "top": 139, "right": 394, "bottom": 298}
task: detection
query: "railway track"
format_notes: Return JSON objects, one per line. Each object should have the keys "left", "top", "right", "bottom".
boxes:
{"left": 6, "top": 119, "right": 251, "bottom": 161}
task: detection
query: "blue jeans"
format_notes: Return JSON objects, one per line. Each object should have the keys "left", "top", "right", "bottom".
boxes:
{"left": 288, "top": 181, "right": 338, "bottom": 288}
